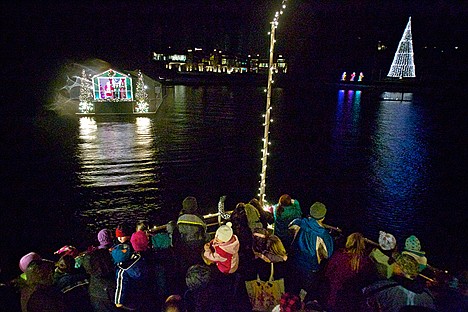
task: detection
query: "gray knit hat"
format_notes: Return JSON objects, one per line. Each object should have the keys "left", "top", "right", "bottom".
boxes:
{"left": 182, "top": 196, "right": 198, "bottom": 214}
{"left": 379, "top": 231, "right": 396, "bottom": 251}
{"left": 310, "top": 202, "right": 327, "bottom": 219}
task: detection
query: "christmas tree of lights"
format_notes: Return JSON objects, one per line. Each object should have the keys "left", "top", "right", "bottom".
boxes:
{"left": 78, "top": 69, "right": 94, "bottom": 113}
{"left": 134, "top": 70, "right": 149, "bottom": 113}
{"left": 387, "top": 17, "right": 416, "bottom": 78}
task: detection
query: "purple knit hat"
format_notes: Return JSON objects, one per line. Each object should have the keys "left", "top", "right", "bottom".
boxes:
{"left": 19, "top": 252, "right": 42, "bottom": 272}
{"left": 98, "top": 229, "right": 113, "bottom": 249}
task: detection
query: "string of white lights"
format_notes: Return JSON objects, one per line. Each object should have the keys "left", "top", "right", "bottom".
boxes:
{"left": 258, "top": 0, "right": 288, "bottom": 205}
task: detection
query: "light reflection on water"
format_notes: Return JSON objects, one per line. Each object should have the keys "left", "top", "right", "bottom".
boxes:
{"left": 77, "top": 116, "right": 161, "bottom": 230}
{"left": 369, "top": 93, "right": 430, "bottom": 233}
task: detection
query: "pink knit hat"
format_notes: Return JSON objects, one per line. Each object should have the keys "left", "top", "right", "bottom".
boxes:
{"left": 130, "top": 230, "right": 149, "bottom": 252}
{"left": 19, "top": 252, "right": 42, "bottom": 272}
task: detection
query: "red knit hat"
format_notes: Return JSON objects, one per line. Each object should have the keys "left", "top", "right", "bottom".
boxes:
{"left": 115, "top": 223, "right": 133, "bottom": 238}
{"left": 130, "top": 230, "right": 149, "bottom": 252}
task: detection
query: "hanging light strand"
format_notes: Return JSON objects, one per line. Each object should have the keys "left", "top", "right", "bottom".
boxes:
{"left": 258, "top": 0, "right": 288, "bottom": 205}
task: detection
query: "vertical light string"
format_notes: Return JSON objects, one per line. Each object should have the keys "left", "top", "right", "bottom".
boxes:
{"left": 258, "top": 1, "right": 287, "bottom": 205}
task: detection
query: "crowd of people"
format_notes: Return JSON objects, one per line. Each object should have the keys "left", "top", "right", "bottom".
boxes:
{"left": 1, "top": 195, "right": 466, "bottom": 311}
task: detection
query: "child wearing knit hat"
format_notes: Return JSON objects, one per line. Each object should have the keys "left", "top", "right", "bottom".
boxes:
{"left": 115, "top": 223, "right": 133, "bottom": 244}
{"left": 203, "top": 222, "right": 240, "bottom": 274}
{"left": 369, "top": 231, "right": 398, "bottom": 279}
{"left": 402, "top": 235, "right": 428, "bottom": 272}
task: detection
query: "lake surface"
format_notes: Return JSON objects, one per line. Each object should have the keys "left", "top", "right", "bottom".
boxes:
{"left": 1, "top": 82, "right": 466, "bottom": 278}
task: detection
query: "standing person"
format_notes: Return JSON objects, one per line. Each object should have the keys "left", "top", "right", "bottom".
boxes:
{"left": 114, "top": 230, "right": 151, "bottom": 311}
{"left": 288, "top": 202, "right": 334, "bottom": 302}
{"left": 23, "top": 259, "right": 66, "bottom": 312}
{"left": 321, "top": 232, "right": 376, "bottom": 311}
{"left": 402, "top": 235, "right": 428, "bottom": 272}
{"left": 229, "top": 203, "right": 256, "bottom": 278}
{"left": 270, "top": 194, "right": 302, "bottom": 250}
{"left": 203, "top": 222, "right": 239, "bottom": 275}
{"left": 363, "top": 254, "right": 436, "bottom": 312}
{"left": 81, "top": 248, "right": 118, "bottom": 312}
{"left": 183, "top": 264, "right": 222, "bottom": 312}
{"left": 95, "top": 228, "right": 114, "bottom": 251}
{"left": 177, "top": 196, "right": 207, "bottom": 248}
{"left": 115, "top": 223, "right": 133, "bottom": 244}
{"left": 53, "top": 255, "right": 92, "bottom": 312}
{"left": 249, "top": 198, "right": 274, "bottom": 229}
{"left": 369, "top": 231, "right": 398, "bottom": 279}
{"left": 176, "top": 196, "right": 208, "bottom": 272}
{"left": 202, "top": 223, "right": 251, "bottom": 312}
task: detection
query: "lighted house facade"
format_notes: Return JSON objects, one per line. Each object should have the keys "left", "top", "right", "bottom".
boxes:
{"left": 93, "top": 69, "right": 133, "bottom": 102}
{"left": 78, "top": 68, "right": 164, "bottom": 115}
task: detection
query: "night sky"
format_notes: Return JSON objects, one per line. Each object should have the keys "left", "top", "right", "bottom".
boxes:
{"left": 1, "top": 1, "right": 466, "bottom": 115}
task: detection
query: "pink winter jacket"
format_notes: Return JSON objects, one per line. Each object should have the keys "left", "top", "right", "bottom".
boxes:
{"left": 203, "top": 235, "right": 240, "bottom": 274}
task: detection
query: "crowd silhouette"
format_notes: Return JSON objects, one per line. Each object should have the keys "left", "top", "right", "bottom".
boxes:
{"left": 1, "top": 195, "right": 466, "bottom": 311}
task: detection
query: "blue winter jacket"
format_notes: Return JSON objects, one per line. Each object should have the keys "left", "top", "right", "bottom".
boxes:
{"left": 290, "top": 217, "right": 334, "bottom": 272}
{"left": 115, "top": 253, "right": 148, "bottom": 309}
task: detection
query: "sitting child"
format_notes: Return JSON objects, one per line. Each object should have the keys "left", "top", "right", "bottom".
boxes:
{"left": 203, "top": 222, "right": 239, "bottom": 274}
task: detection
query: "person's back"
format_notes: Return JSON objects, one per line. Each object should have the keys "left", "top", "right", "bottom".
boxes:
{"left": 53, "top": 255, "right": 92, "bottom": 312}
{"left": 369, "top": 231, "right": 398, "bottom": 279}
{"left": 322, "top": 233, "right": 375, "bottom": 312}
{"left": 290, "top": 204, "right": 334, "bottom": 273}
{"left": 272, "top": 194, "right": 302, "bottom": 249}
{"left": 81, "top": 248, "right": 118, "bottom": 312}
{"left": 177, "top": 196, "right": 207, "bottom": 247}
{"left": 289, "top": 202, "right": 334, "bottom": 301}
{"left": 24, "top": 259, "right": 66, "bottom": 312}
{"left": 363, "top": 254, "right": 436, "bottom": 312}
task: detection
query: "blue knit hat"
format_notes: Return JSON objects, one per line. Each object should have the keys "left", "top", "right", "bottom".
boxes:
{"left": 404, "top": 235, "right": 425, "bottom": 254}
{"left": 111, "top": 243, "right": 133, "bottom": 264}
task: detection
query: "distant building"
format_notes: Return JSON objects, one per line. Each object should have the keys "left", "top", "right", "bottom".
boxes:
{"left": 152, "top": 49, "right": 287, "bottom": 74}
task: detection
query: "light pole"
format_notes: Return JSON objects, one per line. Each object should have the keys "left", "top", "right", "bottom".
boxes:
{"left": 258, "top": 2, "right": 287, "bottom": 205}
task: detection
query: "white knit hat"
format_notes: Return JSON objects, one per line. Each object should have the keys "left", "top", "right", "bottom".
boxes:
{"left": 216, "top": 222, "right": 233, "bottom": 243}
{"left": 379, "top": 231, "right": 396, "bottom": 251}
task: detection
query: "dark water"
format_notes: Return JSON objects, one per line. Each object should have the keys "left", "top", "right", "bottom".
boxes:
{"left": 1, "top": 83, "right": 466, "bottom": 279}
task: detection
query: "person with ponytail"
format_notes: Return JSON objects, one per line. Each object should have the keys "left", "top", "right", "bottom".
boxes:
{"left": 321, "top": 232, "right": 376, "bottom": 311}
{"left": 270, "top": 194, "right": 302, "bottom": 251}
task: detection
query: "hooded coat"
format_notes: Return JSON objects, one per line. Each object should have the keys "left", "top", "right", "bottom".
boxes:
{"left": 290, "top": 217, "right": 334, "bottom": 273}
{"left": 272, "top": 200, "right": 302, "bottom": 249}
{"left": 362, "top": 276, "right": 436, "bottom": 312}
{"left": 114, "top": 253, "right": 148, "bottom": 310}
{"left": 203, "top": 235, "right": 240, "bottom": 274}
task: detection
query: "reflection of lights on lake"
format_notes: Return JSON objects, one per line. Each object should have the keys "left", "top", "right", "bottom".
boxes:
{"left": 136, "top": 117, "right": 151, "bottom": 129}
{"left": 79, "top": 117, "right": 97, "bottom": 139}
{"left": 77, "top": 118, "right": 157, "bottom": 188}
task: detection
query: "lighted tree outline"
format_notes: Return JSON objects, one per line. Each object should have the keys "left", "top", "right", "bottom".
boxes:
{"left": 387, "top": 17, "right": 416, "bottom": 78}
{"left": 134, "top": 70, "right": 149, "bottom": 113}
{"left": 79, "top": 69, "right": 94, "bottom": 113}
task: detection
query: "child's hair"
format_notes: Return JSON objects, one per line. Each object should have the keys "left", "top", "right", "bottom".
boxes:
{"left": 136, "top": 220, "right": 149, "bottom": 232}
{"left": 163, "top": 294, "right": 186, "bottom": 312}
{"left": 276, "top": 194, "right": 292, "bottom": 217}
{"left": 345, "top": 232, "right": 366, "bottom": 272}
